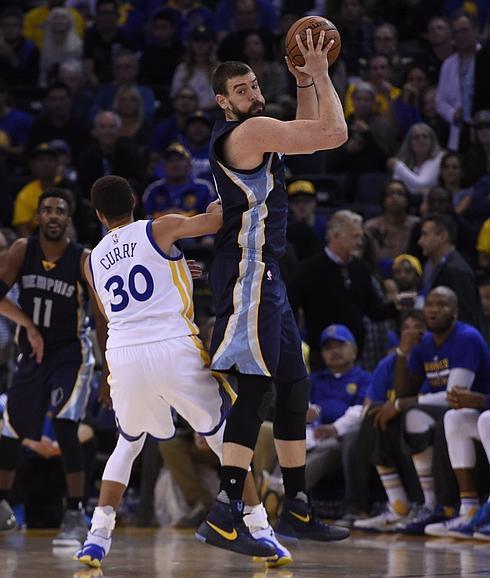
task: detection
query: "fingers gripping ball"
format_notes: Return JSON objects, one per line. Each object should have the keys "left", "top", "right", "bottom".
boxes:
{"left": 285, "top": 16, "right": 341, "bottom": 67}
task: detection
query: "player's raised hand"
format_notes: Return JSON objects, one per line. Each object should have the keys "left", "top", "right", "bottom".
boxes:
{"left": 27, "top": 323, "right": 44, "bottom": 363}
{"left": 294, "top": 28, "right": 333, "bottom": 78}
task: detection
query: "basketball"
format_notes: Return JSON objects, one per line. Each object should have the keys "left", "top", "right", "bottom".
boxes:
{"left": 285, "top": 16, "right": 341, "bottom": 68}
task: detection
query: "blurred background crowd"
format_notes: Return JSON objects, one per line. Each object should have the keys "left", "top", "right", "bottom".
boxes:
{"left": 1, "top": 0, "right": 490, "bottom": 534}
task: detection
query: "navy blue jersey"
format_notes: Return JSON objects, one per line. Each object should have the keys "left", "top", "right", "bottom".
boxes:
{"left": 409, "top": 321, "right": 490, "bottom": 394}
{"left": 209, "top": 120, "right": 287, "bottom": 259}
{"left": 18, "top": 236, "right": 87, "bottom": 353}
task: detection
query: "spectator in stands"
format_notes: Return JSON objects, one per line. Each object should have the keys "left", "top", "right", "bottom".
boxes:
{"left": 181, "top": 111, "right": 212, "bottom": 182}
{"left": 373, "top": 23, "right": 413, "bottom": 87}
{"left": 83, "top": 0, "right": 133, "bottom": 86}
{"left": 77, "top": 111, "right": 145, "bottom": 201}
{"left": 11, "top": 143, "right": 60, "bottom": 236}
{"left": 113, "top": 84, "right": 151, "bottom": 164}
{"left": 57, "top": 58, "right": 94, "bottom": 123}
{"left": 0, "top": 82, "right": 33, "bottom": 162}
{"left": 478, "top": 277, "right": 490, "bottom": 343}
{"left": 391, "top": 66, "right": 428, "bottom": 140}
{"left": 365, "top": 179, "right": 419, "bottom": 266}
{"left": 421, "top": 86, "right": 450, "bottom": 148}
{"left": 420, "top": 16, "right": 454, "bottom": 83}
{"left": 240, "top": 30, "right": 287, "bottom": 108}
{"left": 336, "top": 0, "right": 375, "bottom": 77}
{"left": 344, "top": 54, "right": 401, "bottom": 119}
{"left": 39, "top": 7, "right": 82, "bottom": 86}
{"left": 438, "top": 152, "right": 473, "bottom": 214}
{"left": 26, "top": 82, "right": 90, "bottom": 163}
{"left": 418, "top": 213, "right": 484, "bottom": 331}
{"left": 216, "top": 0, "right": 276, "bottom": 39}
{"left": 0, "top": 7, "right": 40, "bottom": 87}
{"left": 387, "top": 123, "right": 444, "bottom": 197}
{"left": 325, "top": 81, "right": 396, "bottom": 174}
{"left": 289, "top": 210, "right": 399, "bottom": 369}
{"left": 91, "top": 50, "right": 156, "bottom": 123}
{"left": 139, "top": 10, "right": 183, "bottom": 98}
{"left": 465, "top": 109, "right": 490, "bottom": 185}
{"left": 392, "top": 254, "right": 424, "bottom": 308}
{"left": 436, "top": 14, "right": 480, "bottom": 151}
{"left": 150, "top": 87, "right": 199, "bottom": 159}
{"left": 142, "top": 143, "right": 215, "bottom": 219}
{"left": 170, "top": 26, "right": 218, "bottom": 112}
{"left": 287, "top": 180, "right": 326, "bottom": 243}
{"left": 165, "top": 0, "right": 216, "bottom": 44}
{"left": 23, "top": 0, "right": 84, "bottom": 50}
{"left": 305, "top": 325, "right": 371, "bottom": 515}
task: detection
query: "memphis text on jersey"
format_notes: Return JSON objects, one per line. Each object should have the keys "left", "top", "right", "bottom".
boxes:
{"left": 22, "top": 273, "right": 75, "bottom": 298}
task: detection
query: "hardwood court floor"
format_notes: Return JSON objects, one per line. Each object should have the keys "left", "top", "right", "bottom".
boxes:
{"left": 2, "top": 528, "right": 490, "bottom": 578}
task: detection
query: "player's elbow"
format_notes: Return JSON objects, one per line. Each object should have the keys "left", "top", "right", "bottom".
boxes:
{"left": 315, "top": 122, "right": 348, "bottom": 151}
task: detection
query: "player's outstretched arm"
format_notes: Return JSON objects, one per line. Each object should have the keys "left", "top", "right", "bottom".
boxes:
{"left": 152, "top": 202, "right": 223, "bottom": 248}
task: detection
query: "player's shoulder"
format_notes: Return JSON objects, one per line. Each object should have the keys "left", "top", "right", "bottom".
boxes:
{"left": 453, "top": 321, "right": 484, "bottom": 342}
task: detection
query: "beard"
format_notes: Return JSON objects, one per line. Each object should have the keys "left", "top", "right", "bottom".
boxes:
{"left": 229, "top": 101, "right": 265, "bottom": 121}
{"left": 42, "top": 224, "right": 67, "bottom": 242}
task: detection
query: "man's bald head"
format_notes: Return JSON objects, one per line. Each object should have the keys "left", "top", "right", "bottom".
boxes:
{"left": 424, "top": 286, "right": 458, "bottom": 334}
{"left": 429, "top": 286, "right": 458, "bottom": 311}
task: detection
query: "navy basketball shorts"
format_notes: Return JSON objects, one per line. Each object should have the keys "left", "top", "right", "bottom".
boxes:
{"left": 209, "top": 254, "right": 307, "bottom": 383}
{"left": 3, "top": 338, "right": 94, "bottom": 440}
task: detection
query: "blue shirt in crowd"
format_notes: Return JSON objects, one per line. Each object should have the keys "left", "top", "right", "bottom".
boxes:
{"left": 0, "top": 108, "right": 33, "bottom": 147}
{"left": 409, "top": 321, "right": 490, "bottom": 394}
{"left": 142, "top": 177, "right": 216, "bottom": 217}
{"left": 310, "top": 365, "right": 371, "bottom": 424}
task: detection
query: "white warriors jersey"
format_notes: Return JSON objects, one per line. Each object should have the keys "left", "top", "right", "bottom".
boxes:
{"left": 89, "top": 220, "right": 198, "bottom": 349}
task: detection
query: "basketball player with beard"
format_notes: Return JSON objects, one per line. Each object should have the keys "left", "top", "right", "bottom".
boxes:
{"left": 196, "top": 29, "right": 349, "bottom": 555}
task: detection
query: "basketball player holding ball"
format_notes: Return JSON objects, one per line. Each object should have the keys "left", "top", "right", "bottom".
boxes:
{"left": 196, "top": 24, "right": 349, "bottom": 557}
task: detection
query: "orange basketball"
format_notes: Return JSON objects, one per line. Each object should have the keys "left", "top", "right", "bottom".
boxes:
{"left": 285, "top": 16, "right": 341, "bottom": 68}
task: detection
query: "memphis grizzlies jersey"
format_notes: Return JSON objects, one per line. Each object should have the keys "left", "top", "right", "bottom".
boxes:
{"left": 90, "top": 220, "right": 199, "bottom": 349}
{"left": 210, "top": 120, "right": 287, "bottom": 259}
{"left": 18, "top": 236, "right": 86, "bottom": 353}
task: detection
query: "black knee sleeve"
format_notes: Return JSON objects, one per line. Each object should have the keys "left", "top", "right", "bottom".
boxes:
{"left": 0, "top": 436, "right": 21, "bottom": 471}
{"left": 53, "top": 419, "right": 84, "bottom": 473}
{"left": 223, "top": 374, "right": 273, "bottom": 450}
{"left": 273, "top": 378, "right": 310, "bottom": 441}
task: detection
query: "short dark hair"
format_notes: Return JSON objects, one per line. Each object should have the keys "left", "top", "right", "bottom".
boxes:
{"left": 422, "top": 213, "right": 457, "bottom": 245}
{"left": 91, "top": 175, "right": 134, "bottom": 220}
{"left": 381, "top": 179, "right": 409, "bottom": 205}
{"left": 212, "top": 61, "right": 253, "bottom": 95}
{"left": 38, "top": 189, "right": 73, "bottom": 214}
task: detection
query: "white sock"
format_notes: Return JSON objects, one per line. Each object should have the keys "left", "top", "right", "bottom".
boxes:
{"left": 243, "top": 503, "right": 269, "bottom": 531}
{"left": 412, "top": 448, "right": 436, "bottom": 509}
{"left": 377, "top": 466, "right": 410, "bottom": 515}
{"left": 89, "top": 506, "right": 116, "bottom": 539}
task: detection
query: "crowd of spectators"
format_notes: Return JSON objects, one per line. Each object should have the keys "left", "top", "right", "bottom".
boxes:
{"left": 1, "top": 0, "right": 490, "bottom": 533}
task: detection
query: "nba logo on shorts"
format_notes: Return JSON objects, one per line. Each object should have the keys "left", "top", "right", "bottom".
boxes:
{"left": 267, "top": 270, "right": 272, "bottom": 281}
{"left": 112, "top": 233, "right": 119, "bottom": 244}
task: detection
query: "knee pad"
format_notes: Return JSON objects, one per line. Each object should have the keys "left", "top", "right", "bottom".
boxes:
{"left": 223, "top": 374, "right": 273, "bottom": 450}
{"left": 53, "top": 418, "right": 84, "bottom": 473}
{"left": 273, "top": 378, "right": 310, "bottom": 441}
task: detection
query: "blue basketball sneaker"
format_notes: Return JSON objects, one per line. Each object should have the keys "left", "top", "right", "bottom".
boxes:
{"left": 396, "top": 505, "right": 453, "bottom": 535}
{"left": 74, "top": 541, "right": 107, "bottom": 569}
{"left": 196, "top": 492, "right": 277, "bottom": 559}
{"left": 448, "top": 502, "right": 490, "bottom": 539}
{"left": 275, "top": 492, "right": 350, "bottom": 542}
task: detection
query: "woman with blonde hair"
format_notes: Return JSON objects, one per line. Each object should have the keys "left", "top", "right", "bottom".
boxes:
{"left": 386, "top": 122, "right": 445, "bottom": 197}
{"left": 40, "top": 7, "right": 82, "bottom": 86}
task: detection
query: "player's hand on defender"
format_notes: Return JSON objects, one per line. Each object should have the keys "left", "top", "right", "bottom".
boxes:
{"left": 447, "top": 386, "right": 488, "bottom": 410}
{"left": 26, "top": 322, "right": 44, "bottom": 363}
{"left": 293, "top": 28, "right": 333, "bottom": 78}
{"left": 187, "top": 259, "right": 204, "bottom": 280}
